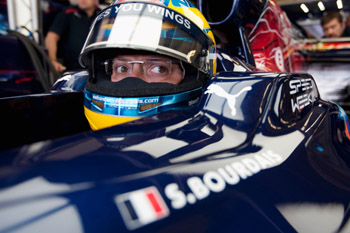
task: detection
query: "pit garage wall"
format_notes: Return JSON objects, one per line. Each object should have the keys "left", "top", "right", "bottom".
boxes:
{"left": 7, "top": 0, "right": 41, "bottom": 43}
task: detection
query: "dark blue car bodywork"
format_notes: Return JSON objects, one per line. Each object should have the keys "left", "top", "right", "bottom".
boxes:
{"left": 1, "top": 65, "right": 350, "bottom": 232}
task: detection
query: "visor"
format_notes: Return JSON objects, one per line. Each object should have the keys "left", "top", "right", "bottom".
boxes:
{"left": 79, "top": 2, "right": 214, "bottom": 74}
{"left": 84, "top": 87, "right": 202, "bottom": 118}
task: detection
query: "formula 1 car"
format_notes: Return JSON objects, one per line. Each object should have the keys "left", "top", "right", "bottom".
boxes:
{"left": 0, "top": 30, "right": 59, "bottom": 97}
{"left": 0, "top": 0, "right": 350, "bottom": 233}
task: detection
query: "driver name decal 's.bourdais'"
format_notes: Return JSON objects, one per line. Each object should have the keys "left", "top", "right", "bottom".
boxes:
{"left": 115, "top": 150, "right": 286, "bottom": 230}
{"left": 164, "top": 150, "right": 283, "bottom": 209}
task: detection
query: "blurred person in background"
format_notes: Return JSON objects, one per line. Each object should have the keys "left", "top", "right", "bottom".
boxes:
{"left": 45, "top": 0, "right": 100, "bottom": 73}
{"left": 321, "top": 11, "right": 350, "bottom": 38}
{"left": 41, "top": 0, "right": 71, "bottom": 37}
{"left": 346, "top": 15, "right": 350, "bottom": 28}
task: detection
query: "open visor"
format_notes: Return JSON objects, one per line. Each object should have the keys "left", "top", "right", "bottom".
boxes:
{"left": 79, "top": 2, "right": 215, "bottom": 74}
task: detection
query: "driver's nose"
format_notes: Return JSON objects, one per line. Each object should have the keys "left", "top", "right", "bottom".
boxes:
{"left": 130, "top": 63, "right": 148, "bottom": 81}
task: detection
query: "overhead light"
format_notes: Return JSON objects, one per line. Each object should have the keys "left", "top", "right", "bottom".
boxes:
{"left": 300, "top": 3, "right": 309, "bottom": 13}
{"left": 336, "top": 0, "right": 343, "bottom": 9}
{"left": 317, "top": 1, "right": 325, "bottom": 11}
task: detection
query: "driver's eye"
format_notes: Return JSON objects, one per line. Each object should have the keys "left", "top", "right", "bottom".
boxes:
{"left": 150, "top": 65, "right": 169, "bottom": 74}
{"left": 115, "top": 65, "right": 129, "bottom": 73}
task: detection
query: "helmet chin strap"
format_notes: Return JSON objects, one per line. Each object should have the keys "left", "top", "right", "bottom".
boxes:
{"left": 179, "top": 61, "right": 185, "bottom": 81}
{"left": 89, "top": 53, "right": 97, "bottom": 84}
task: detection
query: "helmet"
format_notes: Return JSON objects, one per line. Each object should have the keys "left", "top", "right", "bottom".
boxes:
{"left": 79, "top": 0, "right": 216, "bottom": 130}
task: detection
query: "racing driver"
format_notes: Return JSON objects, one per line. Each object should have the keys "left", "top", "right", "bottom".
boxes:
{"left": 78, "top": 0, "right": 217, "bottom": 130}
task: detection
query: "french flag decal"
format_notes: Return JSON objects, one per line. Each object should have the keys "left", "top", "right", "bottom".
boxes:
{"left": 115, "top": 186, "right": 170, "bottom": 230}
